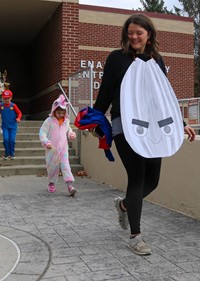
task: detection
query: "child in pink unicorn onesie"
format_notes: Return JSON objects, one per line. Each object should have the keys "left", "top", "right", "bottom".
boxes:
{"left": 39, "top": 94, "right": 77, "bottom": 196}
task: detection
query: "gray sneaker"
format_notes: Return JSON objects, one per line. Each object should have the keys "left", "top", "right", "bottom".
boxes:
{"left": 114, "top": 196, "right": 128, "bottom": 230}
{"left": 128, "top": 234, "right": 152, "bottom": 256}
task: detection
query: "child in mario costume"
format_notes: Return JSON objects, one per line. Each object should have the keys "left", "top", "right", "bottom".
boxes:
{"left": 0, "top": 90, "right": 22, "bottom": 160}
{"left": 39, "top": 94, "right": 77, "bottom": 195}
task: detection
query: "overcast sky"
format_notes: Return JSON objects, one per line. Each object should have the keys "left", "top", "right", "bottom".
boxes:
{"left": 79, "top": 0, "right": 182, "bottom": 11}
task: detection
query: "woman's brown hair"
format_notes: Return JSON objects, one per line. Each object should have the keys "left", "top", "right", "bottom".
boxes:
{"left": 121, "top": 13, "right": 160, "bottom": 59}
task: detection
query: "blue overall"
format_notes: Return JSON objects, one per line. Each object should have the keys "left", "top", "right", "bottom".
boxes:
{"left": 0, "top": 103, "right": 18, "bottom": 157}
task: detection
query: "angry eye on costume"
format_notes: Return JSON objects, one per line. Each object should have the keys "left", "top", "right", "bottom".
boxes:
{"left": 132, "top": 119, "right": 149, "bottom": 137}
{"left": 158, "top": 117, "right": 174, "bottom": 136}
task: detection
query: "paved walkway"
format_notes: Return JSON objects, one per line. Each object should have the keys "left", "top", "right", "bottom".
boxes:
{"left": 0, "top": 175, "right": 200, "bottom": 281}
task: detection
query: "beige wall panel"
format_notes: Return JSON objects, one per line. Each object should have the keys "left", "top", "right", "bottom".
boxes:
{"left": 63, "top": 0, "right": 78, "bottom": 3}
{"left": 80, "top": 133, "right": 200, "bottom": 219}
{"left": 80, "top": 132, "right": 127, "bottom": 189}
{"left": 153, "top": 18, "right": 193, "bottom": 34}
{"left": 79, "top": 46, "right": 194, "bottom": 59}
{"left": 79, "top": 10, "right": 193, "bottom": 34}
{"left": 79, "top": 46, "right": 116, "bottom": 52}
{"left": 42, "top": 0, "right": 62, "bottom": 2}
{"left": 161, "top": 52, "right": 193, "bottom": 59}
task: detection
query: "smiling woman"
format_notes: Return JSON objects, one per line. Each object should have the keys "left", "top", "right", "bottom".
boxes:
{"left": 92, "top": 12, "right": 195, "bottom": 256}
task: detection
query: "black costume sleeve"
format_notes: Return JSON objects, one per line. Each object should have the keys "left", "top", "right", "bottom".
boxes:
{"left": 157, "top": 56, "right": 166, "bottom": 75}
{"left": 93, "top": 52, "right": 116, "bottom": 113}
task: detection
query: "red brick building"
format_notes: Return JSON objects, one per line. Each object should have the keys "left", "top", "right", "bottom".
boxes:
{"left": 0, "top": 0, "right": 194, "bottom": 119}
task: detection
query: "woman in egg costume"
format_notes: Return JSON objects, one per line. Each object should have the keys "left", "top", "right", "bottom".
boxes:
{"left": 93, "top": 14, "right": 195, "bottom": 256}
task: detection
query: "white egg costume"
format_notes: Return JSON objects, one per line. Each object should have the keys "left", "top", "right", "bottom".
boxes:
{"left": 120, "top": 58, "right": 184, "bottom": 158}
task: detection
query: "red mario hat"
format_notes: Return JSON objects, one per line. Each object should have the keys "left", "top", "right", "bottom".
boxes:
{"left": 2, "top": 90, "right": 13, "bottom": 99}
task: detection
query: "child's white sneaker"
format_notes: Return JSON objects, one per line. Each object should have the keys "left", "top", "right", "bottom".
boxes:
{"left": 68, "top": 185, "right": 77, "bottom": 196}
{"left": 2, "top": 155, "right": 9, "bottom": 160}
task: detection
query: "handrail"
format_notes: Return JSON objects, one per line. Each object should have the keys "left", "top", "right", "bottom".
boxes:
{"left": 57, "top": 82, "right": 77, "bottom": 117}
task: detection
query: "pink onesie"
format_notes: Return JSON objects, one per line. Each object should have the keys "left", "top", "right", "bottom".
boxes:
{"left": 39, "top": 96, "right": 75, "bottom": 184}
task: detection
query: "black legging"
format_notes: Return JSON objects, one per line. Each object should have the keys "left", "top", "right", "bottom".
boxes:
{"left": 114, "top": 134, "right": 162, "bottom": 234}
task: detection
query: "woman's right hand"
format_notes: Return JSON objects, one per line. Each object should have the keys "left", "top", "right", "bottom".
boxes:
{"left": 89, "top": 128, "right": 98, "bottom": 137}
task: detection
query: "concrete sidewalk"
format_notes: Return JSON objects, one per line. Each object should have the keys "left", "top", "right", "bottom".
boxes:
{"left": 0, "top": 175, "right": 200, "bottom": 281}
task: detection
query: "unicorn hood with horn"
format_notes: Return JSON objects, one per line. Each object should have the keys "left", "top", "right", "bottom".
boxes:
{"left": 49, "top": 94, "right": 69, "bottom": 117}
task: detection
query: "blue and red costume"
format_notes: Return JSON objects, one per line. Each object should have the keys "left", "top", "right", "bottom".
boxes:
{"left": 74, "top": 107, "right": 114, "bottom": 161}
{"left": 0, "top": 102, "right": 22, "bottom": 157}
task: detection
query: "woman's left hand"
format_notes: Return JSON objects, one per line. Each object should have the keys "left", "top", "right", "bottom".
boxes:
{"left": 184, "top": 125, "right": 196, "bottom": 142}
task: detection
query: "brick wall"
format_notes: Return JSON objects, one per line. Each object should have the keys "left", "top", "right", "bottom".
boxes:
{"left": 62, "top": 2, "right": 79, "bottom": 78}
{"left": 33, "top": 5, "right": 66, "bottom": 91}
{"left": 79, "top": 23, "right": 121, "bottom": 49}
{"left": 0, "top": 3, "right": 194, "bottom": 118}
{"left": 78, "top": 6, "right": 194, "bottom": 102}
{"left": 5, "top": 2, "right": 192, "bottom": 118}
{"left": 30, "top": 1, "right": 79, "bottom": 117}
{"left": 164, "top": 57, "right": 194, "bottom": 99}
